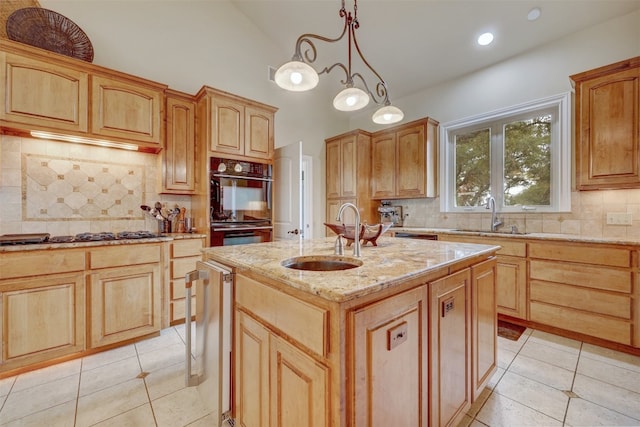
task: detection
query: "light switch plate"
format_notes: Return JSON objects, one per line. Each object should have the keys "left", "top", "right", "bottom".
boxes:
{"left": 606, "top": 212, "right": 632, "bottom": 225}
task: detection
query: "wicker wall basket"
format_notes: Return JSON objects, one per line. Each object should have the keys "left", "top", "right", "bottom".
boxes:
{"left": 6, "top": 7, "right": 94, "bottom": 62}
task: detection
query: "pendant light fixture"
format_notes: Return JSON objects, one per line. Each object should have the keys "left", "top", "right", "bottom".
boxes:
{"left": 274, "top": 0, "right": 404, "bottom": 125}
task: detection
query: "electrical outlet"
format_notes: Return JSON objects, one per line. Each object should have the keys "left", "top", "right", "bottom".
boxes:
{"left": 606, "top": 212, "right": 633, "bottom": 225}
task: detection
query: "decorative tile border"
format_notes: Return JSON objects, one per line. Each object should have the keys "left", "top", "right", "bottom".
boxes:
{"left": 22, "top": 154, "right": 145, "bottom": 221}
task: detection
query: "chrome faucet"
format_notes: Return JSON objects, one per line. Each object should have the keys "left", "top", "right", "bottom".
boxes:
{"left": 486, "top": 196, "right": 503, "bottom": 232}
{"left": 336, "top": 202, "right": 361, "bottom": 257}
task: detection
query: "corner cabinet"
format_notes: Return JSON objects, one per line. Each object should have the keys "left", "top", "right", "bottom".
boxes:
{"left": 162, "top": 90, "right": 196, "bottom": 194}
{"left": 195, "top": 86, "right": 277, "bottom": 162}
{"left": 371, "top": 117, "right": 439, "bottom": 199}
{"left": 571, "top": 56, "right": 640, "bottom": 190}
{"left": 325, "top": 130, "right": 377, "bottom": 231}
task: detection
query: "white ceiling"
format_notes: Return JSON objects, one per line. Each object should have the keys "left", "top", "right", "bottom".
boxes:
{"left": 231, "top": 0, "right": 640, "bottom": 101}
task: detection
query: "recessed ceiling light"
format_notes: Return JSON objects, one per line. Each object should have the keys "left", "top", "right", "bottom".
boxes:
{"left": 477, "top": 32, "right": 494, "bottom": 46}
{"left": 528, "top": 7, "right": 541, "bottom": 21}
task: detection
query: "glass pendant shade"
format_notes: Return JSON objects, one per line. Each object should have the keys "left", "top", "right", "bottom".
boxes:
{"left": 274, "top": 60, "right": 319, "bottom": 92}
{"left": 372, "top": 104, "right": 404, "bottom": 124}
{"left": 333, "top": 86, "right": 370, "bottom": 111}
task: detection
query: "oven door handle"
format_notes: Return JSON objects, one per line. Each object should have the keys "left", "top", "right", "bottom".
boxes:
{"left": 212, "top": 226, "right": 273, "bottom": 232}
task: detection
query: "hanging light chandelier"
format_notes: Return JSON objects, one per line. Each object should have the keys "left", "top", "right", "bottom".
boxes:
{"left": 274, "top": 0, "right": 404, "bottom": 125}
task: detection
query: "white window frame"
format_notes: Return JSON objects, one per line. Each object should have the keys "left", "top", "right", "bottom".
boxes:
{"left": 440, "top": 92, "right": 571, "bottom": 213}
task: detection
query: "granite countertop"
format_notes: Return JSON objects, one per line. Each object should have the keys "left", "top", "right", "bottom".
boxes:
{"left": 0, "top": 233, "right": 206, "bottom": 253}
{"left": 202, "top": 236, "right": 499, "bottom": 303}
{"left": 392, "top": 227, "right": 640, "bottom": 246}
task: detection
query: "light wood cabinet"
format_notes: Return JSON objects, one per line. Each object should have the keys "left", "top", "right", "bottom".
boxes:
{"left": 0, "top": 273, "right": 85, "bottom": 372}
{"left": 371, "top": 117, "right": 438, "bottom": 199}
{"left": 470, "top": 259, "right": 497, "bottom": 401}
{"left": 325, "top": 130, "right": 377, "bottom": 235}
{"left": 351, "top": 285, "right": 429, "bottom": 426}
{"left": 235, "top": 274, "right": 330, "bottom": 426}
{"left": 0, "top": 51, "right": 89, "bottom": 133}
{"left": 571, "top": 56, "right": 640, "bottom": 190}
{"left": 168, "top": 238, "right": 204, "bottom": 325}
{"left": 162, "top": 90, "right": 196, "bottom": 194}
{"left": 196, "top": 86, "right": 277, "bottom": 162}
{"left": 429, "top": 268, "right": 471, "bottom": 427}
{"left": 438, "top": 234, "right": 528, "bottom": 320}
{"left": 91, "top": 74, "right": 164, "bottom": 146}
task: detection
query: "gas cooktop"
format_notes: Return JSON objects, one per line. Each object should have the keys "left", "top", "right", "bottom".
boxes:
{"left": 0, "top": 231, "right": 160, "bottom": 245}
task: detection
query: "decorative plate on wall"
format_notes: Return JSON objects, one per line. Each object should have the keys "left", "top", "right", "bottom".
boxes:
{"left": 6, "top": 7, "right": 94, "bottom": 62}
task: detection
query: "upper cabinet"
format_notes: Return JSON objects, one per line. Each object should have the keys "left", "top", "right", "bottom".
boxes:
{"left": 162, "top": 89, "right": 196, "bottom": 194}
{"left": 195, "top": 86, "right": 277, "bottom": 162}
{"left": 571, "top": 57, "right": 640, "bottom": 190}
{"left": 371, "top": 117, "right": 439, "bottom": 199}
{"left": 0, "top": 39, "right": 167, "bottom": 152}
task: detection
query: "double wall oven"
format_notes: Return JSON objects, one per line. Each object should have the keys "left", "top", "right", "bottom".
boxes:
{"left": 209, "top": 157, "right": 273, "bottom": 246}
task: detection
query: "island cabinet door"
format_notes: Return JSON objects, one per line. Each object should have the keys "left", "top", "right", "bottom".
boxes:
{"left": 430, "top": 268, "right": 472, "bottom": 427}
{"left": 471, "top": 259, "right": 497, "bottom": 401}
{"left": 350, "top": 285, "right": 429, "bottom": 426}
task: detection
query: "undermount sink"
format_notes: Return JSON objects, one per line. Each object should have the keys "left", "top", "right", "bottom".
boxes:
{"left": 281, "top": 255, "right": 363, "bottom": 271}
{"left": 453, "top": 228, "right": 529, "bottom": 235}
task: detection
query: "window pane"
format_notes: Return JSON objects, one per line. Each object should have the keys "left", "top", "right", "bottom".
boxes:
{"left": 503, "top": 115, "right": 551, "bottom": 206}
{"left": 455, "top": 129, "right": 490, "bottom": 207}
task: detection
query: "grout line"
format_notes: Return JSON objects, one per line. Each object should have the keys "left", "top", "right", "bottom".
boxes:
{"left": 135, "top": 340, "right": 160, "bottom": 426}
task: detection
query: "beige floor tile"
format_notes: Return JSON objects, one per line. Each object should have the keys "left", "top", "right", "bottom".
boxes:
{"left": 475, "top": 393, "right": 562, "bottom": 427}
{"left": 91, "top": 403, "right": 157, "bottom": 427}
{"left": 496, "top": 347, "right": 517, "bottom": 369}
{"left": 0, "top": 374, "right": 79, "bottom": 424}
{"left": 79, "top": 355, "right": 142, "bottom": 396}
{"left": 519, "top": 339, "right": 579, "bottom": 371}
{"left": 187, "top": 414, "right": 219, "bottom": 426}
{"left": 509, "top": 353, "right": 575, "bottom": 390}
{"left": 494, "top": 371, "right": 568, "bottom": 421}
{"left": 1, "top": 400, "right": 76, "bottom": 427}
{"left": 527, "top": 330, "right": 581, "bottom": 354}
{"left": 75, "top": 378, "right": 149, "bottom": 427}
{"left": 0, "top": 377, "right": 15, "bottom": 396}
{"left": 138, "top": 342, "right": 185, "bottom": 373}
{"left": 469, "top": 420, "right": 489, "bottom": 427}
{"left": 577, "top": 355, "right": 640, "bottom": 394}
{"left": 573, "top": 373, "right": 640, "bottom": 420}
{"left": 12, "top": 359, "right": 81, "bottom": 392}
{"left": 135, "top": 327, "right": 183, "bottom": 355}
{"left": 145, "top": 360, "right": 187, "bottom": 401}
{"left": 486, "top": 367, "right": 505, "bottom": 390}
{"left": 152, "top": 387, "right": 210, "bottom": 427}
{"left": 81, "top": 344, "right": 137, "bottom": 372}
{"left": 467, "top": 388, "right": 492, "bottom": 417}
{"left": 580, "top": 343, "right": 640, "bottom": 374}
{"left": 565, "top": 397, "right": 640, "bottom": 426}
{"left": 497, "top": 330, "right": 530, "bottom": 353}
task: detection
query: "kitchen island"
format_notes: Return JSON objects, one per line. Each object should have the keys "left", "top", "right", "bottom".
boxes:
{"left": 202, "top": 236, "right": 499, "bottom": 426}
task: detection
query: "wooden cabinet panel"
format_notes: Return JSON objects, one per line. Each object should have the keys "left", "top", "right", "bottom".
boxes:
{"left": 351, "top": 285, "right": 429, "bottom": 426}
{"left": 397, "top": 124, "right": 426, "bottom": 197}
{"left": 370, "top": 131, "right": 397, "bottom": 199}
{"left": 163, "top": 91, "right": 196, "bottom": 193}
{"left": 211, "top": 96, "right": 243, "bottom": 155}
{"left": 530, "top": 259, "right": 631, "bottom": 293}
{"left": 245, "top": 105, "right": 274, "bottom": 159}
{"left": 0, "top": 52, "right": 89, "bottom": 132}
{"left": 89, "top": 263, "right": 161, "bottom": 348}
{"left": 340, "top": 136, "right": 357, "bottom": 198}
{"left": 169, "top": 296, "right": 195, "bottom": 324}
{"left": 170, "top": 238, "right": 204, "bottom": 258}
{"left": 529, "top": 241, "right": 630, "bottom": 267}
{"left": 325, "top": 140, "right": 342, "bottom": 199}
{"left": 167, "top": 238, "right": 203, "bottom": 325}
{"left": 235, "top": 311, "right": 270, "bottom": 427}
{"left": 88, "top": 243, "right": 161, "bottom": 269}
{"left": 430, "top": 268, "right": 471, "bottom": 427}
{"left": 530, "top": 301, "right": 631, "bottom": 345}
{"left": 270, "top": 334, "right": 329, "bottom": 427}
{"left": 171, "top": 256, "right": 201, "bottom": 280}
{"left": 0, "top": 274, "right": 85, "bottom": 368}
{"left": 572, "top": 57, "right": 640, "bottom": 190}
{"left": 91, "top": 75, "right": 163, "bottom": 145}
{"left": 471, "top": 259, "right": 497, "bottom": 401}
{"left": 0, "top": 249, "right": 85, "bottom": 280}
{"left": 496, "top": 256, "right": 527, "bottom": 319}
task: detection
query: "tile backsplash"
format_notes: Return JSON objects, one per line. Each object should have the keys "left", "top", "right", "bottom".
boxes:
{"left": 0, "top": 135, "right": 191, "bottom": 236}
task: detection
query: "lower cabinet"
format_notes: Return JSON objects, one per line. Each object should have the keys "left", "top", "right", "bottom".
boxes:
{"left": 89, "top": 263, "right": 161, "bottom": 348}
{"left": 168, "top": 238, "right": 204, "bottom": 325}
{"left": 0, "top": 273, "right": 85, "bottom": 371}
{"left": 235, "top": 310, "right": 329, "bottom": 426}
{"left": 471, "top": 259, "right": 497, "bottom": 401}
{"left": 351, "top": 285, "right": 429, "bottom": 426}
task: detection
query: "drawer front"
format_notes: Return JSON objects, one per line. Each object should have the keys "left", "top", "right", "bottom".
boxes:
{"left": 530, "top": 301, "right": 631, "bottom": 345}
{"left": 530, "top": 260, "right": 631, "bottom": 293}
{"left": 170, "top": 238, "right": 204, "bottom": 258}
{"left": 0, "top": 250, "right": 85, "bottom": 280}
{"left": 170, "top": 297, "right": 195, "bottom": 323}
{"left": 170, "top": 278, "right": 197, "bottom": 300}
{"left": 89, "top": 244, "right": 161, "bottom": 269}
{"left": 439, "top": 235, "right": 526, "bottom": 257}
{"left": 530, "top": 280, "right": 631, "bottom": 319}
{"left": 236, "top": 274, "right": 329, "bottom": 357}
{"left": 529, "top": 242, "right": 630, "bottom": 267}
{"left": 171, "top": 256, "right": 200, "bottom": 280}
